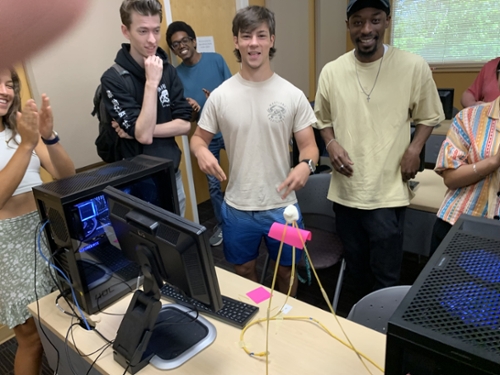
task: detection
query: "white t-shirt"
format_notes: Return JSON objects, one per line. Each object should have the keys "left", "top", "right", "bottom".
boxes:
{"left": 199, "top": 73, "right": 316, "bottom": 211}
{"left": 314, "top": 46, "right": 444, "bottom": 209}
{"left": 0, "top": 128, "right": 42, "bottom": 196}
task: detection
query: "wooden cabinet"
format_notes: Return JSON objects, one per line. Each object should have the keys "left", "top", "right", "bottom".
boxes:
{"left": 0, "top": 324, "right": 13, "bottom": 345}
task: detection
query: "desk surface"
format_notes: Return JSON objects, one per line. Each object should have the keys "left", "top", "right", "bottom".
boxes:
{"left": 409, "top": 168, "right": 447, "bottom": 213}
{"left": 28, "top": 268, "right": 386, "bottom": 375}
{"left": 432, "top": 119, "right": 452, "bottom": 136}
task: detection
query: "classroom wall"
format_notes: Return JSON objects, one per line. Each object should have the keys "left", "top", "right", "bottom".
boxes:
{"left": 264, "top": 0, "right": 348, "bottom": 101}
{"left": 24, "top": 0, "right": 123, "bottom": 170}
{"left": 266, "top": 0, "right": 310, "bottom": 97}
{"left": 265, "top": 0, "right": 347, "bottom": 101}
{"left": 315, "top": 0, "right": 347, "bottom": 86}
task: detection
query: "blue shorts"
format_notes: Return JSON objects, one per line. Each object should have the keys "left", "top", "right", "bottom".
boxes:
{"left": 221, "top": 202, "right": 304, "bottom": 266}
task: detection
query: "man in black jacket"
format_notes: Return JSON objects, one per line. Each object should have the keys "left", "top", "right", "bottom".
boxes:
{"left": 101, "top": 0, "right": 191, "bottom": 215}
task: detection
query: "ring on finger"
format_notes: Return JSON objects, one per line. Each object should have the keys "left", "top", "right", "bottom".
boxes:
{"left": 340, "top": 164, "right": 344, "bottom": 169}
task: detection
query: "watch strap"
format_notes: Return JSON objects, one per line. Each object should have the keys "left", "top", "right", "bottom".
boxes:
{"left": 41, "top": 131, "right": 59, "bottom": 145}
{"left": 300, "top": 159, "right": 315, "bottom": 174}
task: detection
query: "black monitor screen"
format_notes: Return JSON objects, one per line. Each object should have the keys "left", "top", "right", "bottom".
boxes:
{"left": 438, "top": 88, "right": 455, "bottom": 120}
{"left": 104, "top": 186, "right": 224, "bottom": 312}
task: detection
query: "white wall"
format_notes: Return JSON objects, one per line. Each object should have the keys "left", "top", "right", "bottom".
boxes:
{"left": 266, "top": 0, "right": 346, "bottom": 98}
{"left": 266, "top": 0, "right": 310, "bottom": 95}
{"left": 25, "top": 0, "right": 124, "bottom": 169}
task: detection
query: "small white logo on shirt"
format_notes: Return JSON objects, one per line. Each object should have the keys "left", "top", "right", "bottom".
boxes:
{"left": 268, "top": 102, "right": 286, "bottom": 123}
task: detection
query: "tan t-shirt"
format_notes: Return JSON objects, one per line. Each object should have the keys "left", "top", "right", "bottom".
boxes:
{"left": 314, "top": 46, "right": 444, "bottom": 209}
{"left": 199, "top": 73, "right": 316, "bottom": 210}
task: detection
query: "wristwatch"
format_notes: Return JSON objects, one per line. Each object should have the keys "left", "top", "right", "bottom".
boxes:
{"left": 300, "top": 159, "right": 316, "bottom": 174}
{"left": 41, "top": 131, "right": 60, "bottom": 145}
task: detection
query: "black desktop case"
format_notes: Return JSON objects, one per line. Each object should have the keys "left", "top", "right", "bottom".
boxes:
{"left": 33, "top": 155, "right": 179, "bottom": 315}
{"left": 386, "top": 215, "right": 500, "bottom": 375}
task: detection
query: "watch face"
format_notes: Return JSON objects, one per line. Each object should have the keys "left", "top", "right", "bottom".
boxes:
{"left": 302, "top": 159, "right": 314, "bottom": 173}
{"left": 309, "top": 160, "right": 315, "bottom": 173}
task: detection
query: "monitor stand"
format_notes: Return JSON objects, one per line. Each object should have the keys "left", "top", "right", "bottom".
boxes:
{"left": 113, "top": 246, "right": 217, "bottom": 374}
{"left": 147, "top": 304, "right": 216, "bottom": 370}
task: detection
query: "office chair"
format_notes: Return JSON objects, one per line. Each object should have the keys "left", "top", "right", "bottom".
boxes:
{"left": 260, "top": 173, "right": 345, "bottom": 312}
{"left": 290, "top": 102, "right": 332, "bottom": 174}
{"left": 347, "top": 285, "right": 411, "bottom": 334}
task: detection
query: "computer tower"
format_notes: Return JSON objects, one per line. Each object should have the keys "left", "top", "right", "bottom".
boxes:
{"left": 33, "top": 155, "right": 179, "bottom": 315}
{"left": 386, "top": 215, "right": 500, "bottom": 375}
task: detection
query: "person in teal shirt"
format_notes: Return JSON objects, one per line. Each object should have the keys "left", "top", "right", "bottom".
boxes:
{"left": 167, "top": 21, "right": 231, "bottom": 247}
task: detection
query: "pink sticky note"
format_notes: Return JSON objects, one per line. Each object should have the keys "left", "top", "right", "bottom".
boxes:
{"left": 268, "top": 222, "right": 312, "bottom": 249}
{"left": 246, "top": 286, "right": 272, "bottom": 304}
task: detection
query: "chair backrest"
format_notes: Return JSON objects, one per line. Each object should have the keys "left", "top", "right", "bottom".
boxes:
{"left": 294, "top": 173, "right": 343, "bottom": 304}
{"left": 347, "top": 285, "right": 411, "bottom": 334}
{"left": 295, "top": 173, "right": 334, "bottom": 232}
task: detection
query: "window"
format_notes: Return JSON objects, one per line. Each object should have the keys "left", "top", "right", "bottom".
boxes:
{"left": 391, "top": 0, "right": 500, "bottom": 68}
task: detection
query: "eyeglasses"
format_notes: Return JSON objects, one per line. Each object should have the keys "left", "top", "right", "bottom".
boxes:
{"left": 171, "top": 37, "right": 193, "bottom": 50}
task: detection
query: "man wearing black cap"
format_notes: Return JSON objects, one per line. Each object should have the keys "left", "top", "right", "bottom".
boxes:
{"left": 314, "top": 0, "right": 444, "bottom": 299}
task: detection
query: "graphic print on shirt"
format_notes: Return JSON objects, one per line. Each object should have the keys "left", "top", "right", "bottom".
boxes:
{"left": 267, "top": 101, "right": 286, "bottom": 123}
{"left": 106, "top": 89, "right": 130, "bottom": 129}
{"left": 158, "top": 83, "right": 170, "bottom": 108}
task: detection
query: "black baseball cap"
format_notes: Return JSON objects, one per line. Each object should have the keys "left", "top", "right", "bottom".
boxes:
{"left": 347, "top": 0, "right": 390, "bottom": 19}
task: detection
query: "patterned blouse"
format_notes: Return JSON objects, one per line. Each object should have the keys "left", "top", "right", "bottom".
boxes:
{"left": 435, "top": 96, "right": 500, "bottom": 225}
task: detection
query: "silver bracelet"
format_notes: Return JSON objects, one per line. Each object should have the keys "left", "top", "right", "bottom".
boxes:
{"left": 473, "top": 163, "right": 479, "bottom": 175}
{"left": 325, "top": 138, "right": 336, "bottom": 150}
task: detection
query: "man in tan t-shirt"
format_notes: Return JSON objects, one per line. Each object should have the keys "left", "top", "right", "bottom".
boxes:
{"left": 190, "top": 6, "right": 318, "bottom": 295}
{"left": 314, "top": 0, "right": 444, "bottom": 300}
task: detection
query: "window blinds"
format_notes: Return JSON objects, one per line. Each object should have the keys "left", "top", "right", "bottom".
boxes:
{"left": 391, "top": 0, "right": 500, "bottom": 67}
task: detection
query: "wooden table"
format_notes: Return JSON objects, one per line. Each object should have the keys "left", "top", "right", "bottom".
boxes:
{"left": 404, "top": 169, "right": 448, "bottom": 256}
{"left": 29, "top": 268, "right": 386, "bottom": 375}
{"left": 409, "top": 168, "right": 448, "bottom": 213}
{"left": 431, "top": 119, "right": 452, "bottom": 136}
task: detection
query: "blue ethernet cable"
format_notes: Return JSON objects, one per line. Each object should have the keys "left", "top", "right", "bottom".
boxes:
{"left": 37, "top": 221, "right": 91, "bottom": 331}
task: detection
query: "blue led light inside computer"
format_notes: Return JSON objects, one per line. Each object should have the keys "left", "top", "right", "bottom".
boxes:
{"left": 72, "top": 181, "right": 160, "bottom": 245}
{"left": 76, "top": 200, "right": 97, "bottom": 222}
{"left": 439, "top": 249, "right": 500, "bottom": 330}
{"left": 458, "top": 249, "right": 500, "bottom": 284}
{"left": 79, "top": 241, "right": 100, "bottom": 253}
{"left": 73, "top": 194, "right": 111, "bottom": 242}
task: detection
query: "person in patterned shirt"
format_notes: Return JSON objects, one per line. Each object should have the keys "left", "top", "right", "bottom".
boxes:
{"left": 432, "top": 59, "right": 500, "bottom": 254}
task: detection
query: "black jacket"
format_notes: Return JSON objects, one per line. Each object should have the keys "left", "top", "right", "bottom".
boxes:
{"left": 100, "top": 44, "right": 191, "bottom": 170}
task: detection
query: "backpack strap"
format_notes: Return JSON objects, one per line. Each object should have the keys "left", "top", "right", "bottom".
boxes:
{"left": 111, "top": 63, "right": 135, "bottom": 96}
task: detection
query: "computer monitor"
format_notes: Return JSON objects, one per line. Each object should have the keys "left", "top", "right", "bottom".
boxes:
{"left": 103, "top": 186, "right": 222, "bottom": 372}
{"left": 33, "top": 155, "right": 180, "bottom": 314}
{"left": 438, "top": 88, "right": 455, "bottom": 120}
{"left": 104, "top": 185, "right": 223, "bottom": 312}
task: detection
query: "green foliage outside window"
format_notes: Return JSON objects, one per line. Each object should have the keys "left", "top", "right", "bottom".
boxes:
{"left": 391, "top": 0, "right": 500, "bottom": 65}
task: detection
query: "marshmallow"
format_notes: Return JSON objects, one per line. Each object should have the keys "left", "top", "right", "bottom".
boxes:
{"left": 283, "top": 205, "right": 299, "bottom": 224}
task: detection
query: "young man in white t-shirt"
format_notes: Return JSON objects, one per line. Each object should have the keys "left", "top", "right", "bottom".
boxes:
{"left": 190, "top": 6, "right": 318, "bottom": 295}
